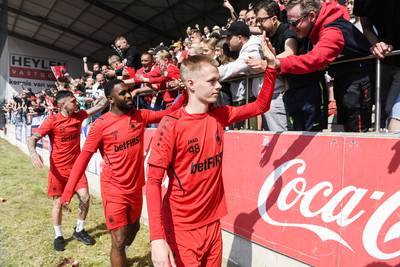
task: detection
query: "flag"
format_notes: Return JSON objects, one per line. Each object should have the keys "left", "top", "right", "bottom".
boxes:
{"left": 50, "top": 65, "right": 67, "bottom": 80}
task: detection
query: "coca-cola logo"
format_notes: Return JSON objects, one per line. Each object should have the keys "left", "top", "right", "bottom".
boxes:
{"left": 257, "top": 159, "right": 400, "bottom": 260}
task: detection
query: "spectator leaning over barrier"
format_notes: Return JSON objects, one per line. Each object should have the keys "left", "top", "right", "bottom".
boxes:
{"left": 219, "top": 21, "right": 265, "bottom": 130}
{"left": 249, "top": 0, "right": 329, "bottom": 131}
{"left": 27, "top": 90, "right": 108, "bottom": 251}
{"left": 275, "top": 0, "right": 373, "bottom": 132}
{"left": 353, "top": 0, "right": 400, "bottom": 132}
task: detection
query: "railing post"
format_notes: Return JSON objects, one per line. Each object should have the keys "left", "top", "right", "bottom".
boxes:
{"left": 375, "top": 58, "right": 381, "bottom": 132}
{"left": 245, "top": 75, "right": 249, "bottom": 129}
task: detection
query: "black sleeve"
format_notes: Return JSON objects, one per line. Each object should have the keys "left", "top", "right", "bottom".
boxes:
{"left": 125, "top": 46, "right": 141, "bottom": 70}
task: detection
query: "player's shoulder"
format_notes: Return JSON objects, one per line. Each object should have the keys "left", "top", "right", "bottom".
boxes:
{"left": 158, "top": 109, "right": 182, "bottom": 129}
{"left": 90, "top": 112, "right": 109, "bottom": 128}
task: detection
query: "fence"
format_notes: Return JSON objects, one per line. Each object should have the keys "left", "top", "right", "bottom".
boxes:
{"left": 139, "top": 50, "right": 398, "bottom": 132}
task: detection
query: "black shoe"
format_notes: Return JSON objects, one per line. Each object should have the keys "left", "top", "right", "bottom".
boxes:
{"left": 54, "top": 236, "right": 65, "bottom": 251}
{"left": 72, "top": 228, "right": 95, "bottom": 245}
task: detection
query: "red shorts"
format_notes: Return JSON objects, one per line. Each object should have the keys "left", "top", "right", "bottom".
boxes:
{"left": 47, "top": 168, "right": 88, "bottom": 197}
{"left": 102, "top": 193, "right": 143, "bottom": 230}
{"left": 166, "top": 220, "right": 222, "bottom": 267}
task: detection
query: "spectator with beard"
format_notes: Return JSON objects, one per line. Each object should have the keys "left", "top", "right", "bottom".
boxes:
{"left": 83, "top": 57, "right": 101, "bottom": 79}
{"left": 249, "top": 0, "right": 328, "bottom": 131}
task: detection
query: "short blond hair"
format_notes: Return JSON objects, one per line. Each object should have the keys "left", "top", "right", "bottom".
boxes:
{"left": 155, "top": 50, "right": 171, "bottom": 61}
{"left": 180, "top": 55, "right": 218, "bottom": 82}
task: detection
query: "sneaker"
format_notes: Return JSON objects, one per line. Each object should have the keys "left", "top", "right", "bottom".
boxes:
{"left": 54, "top": 236, "right": 65, "bottom": 251}
{"left": 72, "top": 228, "right": 95, "bottom": 245}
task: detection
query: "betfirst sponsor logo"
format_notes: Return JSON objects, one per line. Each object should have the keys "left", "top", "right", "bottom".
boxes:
{"left": 258, "top": 159, "right": 400, "bottom": 261}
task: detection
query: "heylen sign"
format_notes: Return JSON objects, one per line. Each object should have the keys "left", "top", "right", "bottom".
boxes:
{"left": 9, "top": 54, "right": 67, "bottom": 92}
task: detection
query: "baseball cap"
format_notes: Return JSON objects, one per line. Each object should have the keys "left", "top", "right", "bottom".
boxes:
{"left": 221, "top": 21, "right": 250, "bottom": 37}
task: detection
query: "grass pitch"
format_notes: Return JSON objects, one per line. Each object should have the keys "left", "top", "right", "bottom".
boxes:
{"left": 0, "top": 139, "right": 151, "bottom": 266}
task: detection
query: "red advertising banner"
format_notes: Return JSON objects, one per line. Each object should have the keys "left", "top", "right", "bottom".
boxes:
{"left": 142, "top": 130, "right": 400, "bottom": 266}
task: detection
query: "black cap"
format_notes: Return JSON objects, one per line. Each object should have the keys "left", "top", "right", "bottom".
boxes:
{"left": 154, "top": 45, "right": 169, "bottom": 54}
{"left": 221, "top": 21, "right": 250, "bottom": 37}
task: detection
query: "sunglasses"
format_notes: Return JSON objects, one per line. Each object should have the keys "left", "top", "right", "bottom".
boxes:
{"left": 288, "top": 13, "right": 309, "bottom": 27}
{"left": 256, "top": 15, "right": 274, "bottom": 24}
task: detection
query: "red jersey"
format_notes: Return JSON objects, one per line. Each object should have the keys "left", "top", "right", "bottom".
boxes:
{"left": 147, "top": 68, "right": 276, "bottom": 240}
{"left": 60, "top": 94, "right": 187, "bottom": 205}
{"left": 147, "top": 64, "right": 180, "bottom": 104}
{"left": 34, "top": 110, "right": 88, "bottom": 171}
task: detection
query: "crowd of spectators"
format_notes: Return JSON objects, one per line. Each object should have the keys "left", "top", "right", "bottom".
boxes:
{"left": 3, "top": 0, "right": 400, "bottom": 133}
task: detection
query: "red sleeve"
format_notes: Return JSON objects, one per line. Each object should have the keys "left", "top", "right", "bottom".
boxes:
{"left": 166, "top": 65, "right": 180, "bottom": 81}
{"left": 147, "top": 66, "right": 166, "bottom": 84}
{"left": 148, "top": 75, "right": 166, "bottom": 84}
{"left": 216, "top": 67, "right": 276, "bottom": 126}
{"left": 146, "top": 165, "right": 167, "bottom": 241}
{"left": 148, "top": 116, "right": 176, "bottom": 168}
{"left": 279, "top": 27, "right": 345, "bottom": 74}
{"left": 143, "top": 92, "right": 187, "bottom": 124}
{"left": 126, "top": 67, "right": 136, "bottom": 78}
{"left": 60, "top": 150, "right": 93, "bottom": 204}
{"left": 146, "top": 115, "right": 177, "bottom": 240}
{"left": 34, "top": 115, "right": 54, "bottom": 136}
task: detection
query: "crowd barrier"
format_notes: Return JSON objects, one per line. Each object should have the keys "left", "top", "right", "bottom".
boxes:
{"left": 137, "top": 50, "right": 398, "bottom": 132}
{"left": 2, "top": 116, "right": 400, "bottom": 266}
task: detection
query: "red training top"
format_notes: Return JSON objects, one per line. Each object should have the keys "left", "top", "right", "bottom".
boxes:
{"left": 146, "top": 68, "right": 276, "bottom": 241}
{"left": 34, "top": 110, "right": 88, "bottom": 171}
{"left": 60, "top": 94, "right": 187, "bottom": 204}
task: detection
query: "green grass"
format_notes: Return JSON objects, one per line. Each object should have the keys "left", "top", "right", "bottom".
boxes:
{"left": 0, "top": 139, "right": 152, "bottom": 266}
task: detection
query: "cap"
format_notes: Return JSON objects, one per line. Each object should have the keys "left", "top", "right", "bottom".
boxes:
{"left": 221, "top": 21, "right": 250, "bottom": 37}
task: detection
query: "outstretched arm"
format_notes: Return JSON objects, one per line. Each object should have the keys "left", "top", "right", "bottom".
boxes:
{"left": 220, "top": 35, "right": 277, "bottom": 126}
{"left": 85, "top": 97, "right": 109, "bottom": 116}
{"left": 145, "top": 91, "right": 187, "bottom": 124}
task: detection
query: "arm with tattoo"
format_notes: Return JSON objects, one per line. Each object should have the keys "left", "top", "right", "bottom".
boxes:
{"left": 27, "top": 133, "right": 44, "bottom": 168}
{"left": 85, "top": 97, "right": 109, "bottom": 116}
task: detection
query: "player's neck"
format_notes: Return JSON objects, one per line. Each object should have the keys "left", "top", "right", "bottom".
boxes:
{"left": 185, "top": 98, "right": 209, "bottom": 114}
{"left": 60, "top": 109, "right": 72, "bottom": 117}
{"left": 110, "top": 106, "right": 130, "bottom": 115}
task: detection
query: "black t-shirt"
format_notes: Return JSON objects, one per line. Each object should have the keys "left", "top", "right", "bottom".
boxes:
{"left": 354, "top": 0, "right": 400, "bottom": 66}
{"left": 270, "top": 23, "right": 297, "bottom": 55}
{"left": 124, "top": 46, "right": 141, "bottom": 70}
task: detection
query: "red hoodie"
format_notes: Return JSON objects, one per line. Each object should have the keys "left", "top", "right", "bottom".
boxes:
{"left": 279, "top": 2, "right": 345, "bottom": 74}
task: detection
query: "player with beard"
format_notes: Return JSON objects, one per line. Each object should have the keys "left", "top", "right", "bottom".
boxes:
{"left": 59, "top": 80, "right": 186, "bottom": 267}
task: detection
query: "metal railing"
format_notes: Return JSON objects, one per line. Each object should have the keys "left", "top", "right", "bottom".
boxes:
{"left": 134, "top": 50, "right": 400, "bottom": 132}
{"left": 330, "top": 50, "right": 400, "bottom": 132}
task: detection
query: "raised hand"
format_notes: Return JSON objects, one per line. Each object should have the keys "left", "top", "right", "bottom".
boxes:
{"left": 260, "top": 31, "right": 277, "bottom": 68}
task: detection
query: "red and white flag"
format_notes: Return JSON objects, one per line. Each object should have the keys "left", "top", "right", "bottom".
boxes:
{"left": 50, "top": 65, "right": 67, "bottom": 80}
